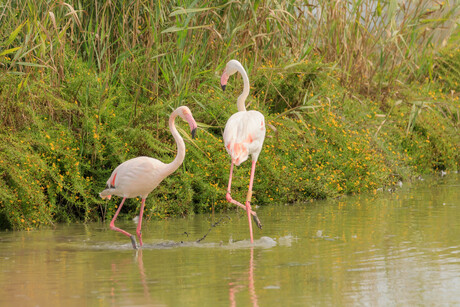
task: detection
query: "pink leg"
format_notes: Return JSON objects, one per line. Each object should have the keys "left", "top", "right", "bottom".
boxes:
{"left": 226, "top": 162, "right": 247, "bottom": 210}
{"left": 136, "top": 198, "right": 146, "bottom": 247}
{"left": 226, "top": 161, "right": 262, "bottom": 244}
{"left": 110, "top": 197, "right": 137, "bottom": 249}
{"left": 245, "top": 161, "right": 257, "bottom": 243}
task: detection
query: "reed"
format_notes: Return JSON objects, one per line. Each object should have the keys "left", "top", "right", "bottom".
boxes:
{"left": 2, "top": 1, "right": 458, "bottom": 95}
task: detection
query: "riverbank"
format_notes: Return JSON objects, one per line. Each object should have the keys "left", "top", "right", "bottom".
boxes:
{"left": 0, "top": 1, "right": 459, "bottom": 230}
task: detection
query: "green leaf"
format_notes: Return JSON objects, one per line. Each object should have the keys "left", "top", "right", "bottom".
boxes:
{"left": 161, "top": 24, "right": 210, "bottom": 34}
{"left": 15, "top": 61, "right": 47, "bottom": 68}
{"left": 0, "top": 47, "right": 21, "bottom": 57}
{"left": 4, "top": 20, "right": 27, "bottom": 46}
{"left": 168, "top": 2, "right": 237, "bottom": 17}
{"left": 406, "top": 101, "right": 428, "bottom": 135}
{"left": 17, "top": 74, "right": 30, "bottom": 97}
{"left": 169, "top": 7, "right": 213, "bottom": 17}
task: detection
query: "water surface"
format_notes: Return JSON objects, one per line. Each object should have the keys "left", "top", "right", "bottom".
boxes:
{"left": 1, "top": 174, "right": 459, "bottom": 306}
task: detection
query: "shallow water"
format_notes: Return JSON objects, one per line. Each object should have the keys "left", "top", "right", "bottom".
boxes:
{"left": 1, "top": 174, "right": 460, "bottom": 306}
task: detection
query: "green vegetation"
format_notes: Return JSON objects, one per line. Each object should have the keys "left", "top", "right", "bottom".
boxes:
{"left": 0, "top": 1, "right": 459, "bottom": 230}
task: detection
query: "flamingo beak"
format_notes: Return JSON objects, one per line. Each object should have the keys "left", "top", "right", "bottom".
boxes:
{"left": 191, "top": 127, "right": 197, "bottom": 139}
{"left": 184, "top": 112, "right": 198, "bottom": 139}
{"left": 220, "top": 71, "right": 229, "bottom": 91}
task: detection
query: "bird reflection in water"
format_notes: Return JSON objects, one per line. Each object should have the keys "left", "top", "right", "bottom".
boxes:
{"left": 229, "top": 247, "right": 259, "bottom": 307}
{"left": 135, "top": 249, "right": 150, "bottom": 301}
{"left": 109, "top": 249, "right": 152, "bottom": 305}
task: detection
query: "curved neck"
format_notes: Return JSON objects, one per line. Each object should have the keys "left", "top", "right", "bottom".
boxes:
{"left": 163, "top": 112, "right": 186, "bottom": 176}
{"left": 236, "top": 65, "right": 250, "bottom": 112}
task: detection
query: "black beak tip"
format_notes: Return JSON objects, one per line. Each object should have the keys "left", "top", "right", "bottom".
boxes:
{"left": 191, "top": 128, "right": 197, "bottom": 139}
{"left": 221, "top": 84, "right": 226, "bottom": 91}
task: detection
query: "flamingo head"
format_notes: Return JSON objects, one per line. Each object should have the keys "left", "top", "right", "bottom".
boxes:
{"left": 221, "top": 59, "right": 242, "bottom": 91}
{"left": 178, "top": 106, "right": 198, "bottom": 139}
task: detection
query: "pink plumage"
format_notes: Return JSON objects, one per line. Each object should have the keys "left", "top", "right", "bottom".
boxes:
{"left": 224, "top": 110, "right": 265, "bottom": 166}
{"left": 100, "top": 157, "right": 167, "bottom": 199}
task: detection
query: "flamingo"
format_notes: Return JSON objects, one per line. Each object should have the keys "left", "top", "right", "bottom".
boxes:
{"left": 220, "top": 59, "right": 265, "bottom": 243}
{"left": 99, "top": 106, "right": 198, "bottom": 249}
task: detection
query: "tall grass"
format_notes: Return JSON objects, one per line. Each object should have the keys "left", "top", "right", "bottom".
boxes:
{"left": 2, "top": 1, "right": 458, "bottom": 96}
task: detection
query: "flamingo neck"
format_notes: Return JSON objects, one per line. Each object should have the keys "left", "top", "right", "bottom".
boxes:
{"left": 236, "top": 65, "right": 249, "bottom": 112}
{"left": 164, "top": 112, "right": 186, "bottom": 176}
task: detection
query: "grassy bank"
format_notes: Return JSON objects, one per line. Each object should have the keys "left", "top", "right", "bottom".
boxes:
{"left": 0, "top": 1, "right": 459, "bottom": 230}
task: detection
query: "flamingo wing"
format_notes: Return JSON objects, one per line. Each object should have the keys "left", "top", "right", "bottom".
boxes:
{"left": 100, "top": 156, "right": 166, "bottom": 199}
{"left": 223, "top": 110, "right": 266, "bottom": 166}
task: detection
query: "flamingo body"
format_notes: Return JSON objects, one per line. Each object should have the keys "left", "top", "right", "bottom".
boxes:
{"left": 224, "top": 110, "right": 265, "bottom": 166}
{"left": 100, "top": 157, "right": 167, "bottom": 199}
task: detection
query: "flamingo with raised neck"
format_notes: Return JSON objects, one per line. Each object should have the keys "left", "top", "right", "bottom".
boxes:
{"left": 99, "top": 106, "right": 198, "bottom": 249}
{"left": 220, "top": 59, "right": 266, "bottom": 243}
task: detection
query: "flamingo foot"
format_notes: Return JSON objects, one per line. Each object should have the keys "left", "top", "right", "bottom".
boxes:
{"left": 252, "top": 212, "right": 263, "bottom": 230}
{"left": 130, "top": 235, "right": 138, "bottom": 250}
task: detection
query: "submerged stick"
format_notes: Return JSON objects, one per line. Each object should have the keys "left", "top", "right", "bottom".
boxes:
{"left": 196, "top": 216, "right": 231, "bottom": 243}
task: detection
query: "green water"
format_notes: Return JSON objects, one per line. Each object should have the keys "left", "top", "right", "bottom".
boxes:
{"left": 1, "top": 174, "right": 459, "bottom": 306}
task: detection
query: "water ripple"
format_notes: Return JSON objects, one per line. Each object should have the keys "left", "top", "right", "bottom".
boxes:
{"left": 83, "top": 236, "right": 280, "bottom": 250}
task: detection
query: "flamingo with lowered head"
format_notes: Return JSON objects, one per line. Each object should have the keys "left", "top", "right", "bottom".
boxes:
{"left": 99, "top": 106, "right": 198, "bottom": 249}
{"left": 220, "top": 59, "right": 265, "bottom": 243}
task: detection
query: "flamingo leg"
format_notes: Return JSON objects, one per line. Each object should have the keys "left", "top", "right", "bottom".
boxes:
{"left": 245, "top": 161, "right": 258, "bottom": 243}
{"left": 226, "top": 162, "right": 247, "bottom": 210}
{"left": 226, "top": 161, "right": 262, "bottom": 244}
{"left": 110, "top": 197, "right": 138, "bottom": 249}
{"left": 247, "top": 161, "right": 262, "bottom": 230}
{"left": 136, "top": 198, "right": 146, "bottom": 247}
